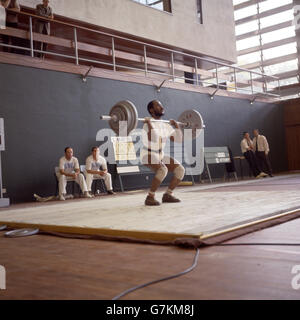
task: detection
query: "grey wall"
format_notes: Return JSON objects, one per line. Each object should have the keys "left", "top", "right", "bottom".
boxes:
{"left": 0, "top": 63, "right": 287, "bottom": 203}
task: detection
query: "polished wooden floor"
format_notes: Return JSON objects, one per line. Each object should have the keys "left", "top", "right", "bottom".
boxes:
{"left": 0, "top": 214, "right": 300, "bottom": 300}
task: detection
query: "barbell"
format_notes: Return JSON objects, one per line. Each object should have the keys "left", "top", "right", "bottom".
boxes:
{"left": 100, "top": 100, "right": 205, "bottom": 139}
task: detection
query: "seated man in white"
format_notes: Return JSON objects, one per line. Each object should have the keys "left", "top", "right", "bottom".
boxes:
{"left": 85, "top": 146, "right": 115, "bottom": 195}
{"left": 58, "top": 147, "right": 92, "bottom": 200}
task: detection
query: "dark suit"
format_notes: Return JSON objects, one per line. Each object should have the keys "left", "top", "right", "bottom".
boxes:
{"left": 243, "top": 150, "right": 261, "bottom": 177}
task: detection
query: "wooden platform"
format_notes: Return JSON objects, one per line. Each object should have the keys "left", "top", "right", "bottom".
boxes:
{"left": 1, "top": 175, "right": 300, "bottom": 242}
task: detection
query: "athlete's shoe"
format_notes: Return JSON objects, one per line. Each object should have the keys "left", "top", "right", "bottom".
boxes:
{"left": 259, "top": 172, "right": 268, "bottom": 178}
{"left": 145, "top": 196, "right": 160, "bottom": 206}
{"left": 162, "top": 193, "right": 181, "bottom": 203}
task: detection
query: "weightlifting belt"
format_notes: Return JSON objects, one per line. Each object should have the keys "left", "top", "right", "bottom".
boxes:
{"left": 143, "top": 147, "right": 162, "bottom": 153}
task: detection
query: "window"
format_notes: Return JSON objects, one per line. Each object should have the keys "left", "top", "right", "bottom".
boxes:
{"left": 233, "top": 0, "right": 299, "bottom": 96}
{"left": 234, "top": 4, "right": 257, "bottom": 21}
{"left": 196, "top": 0, "right": 203, "bottom": 24}
{"left": 264, "top": 59, "right": 299, "bottom": 76}
{"left": 270, "top": 77, "right": 299, "bottom": 87}
{"left": 132, "top": 0, "right": 172, "bottom": 13}
{"left": 261, "top": 26, "right": 295, "bottom": 45}
{"left": 235, "top": 20, "right": 259, "bottom": 36}
{"left": 260, "top": 9, "right": 294, "bottom": 29}
{"left": 263, "top": 43, "right": 297, "bottom": 60}
{"left": 238, "top": 51, "right": 261, "bottom": 65}
{"left": 259, "top": 0, "right": 293, "bottom": 13}
{"left": 237, "top": 36, "right": 260, "bottom": 51}
{"left": 233, "top": 0, "right": 248, "bottom": 5}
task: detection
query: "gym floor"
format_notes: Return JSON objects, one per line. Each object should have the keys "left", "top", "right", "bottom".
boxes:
{"left": 0, "top": 175, "right": 300, "bottom": 300}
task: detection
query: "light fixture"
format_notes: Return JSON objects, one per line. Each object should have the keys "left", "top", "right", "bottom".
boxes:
{"left": 250, "top": 96, "right": 257, "bottom": 105}
{"left": 82, "top": 66, "right": 93, "bottom": 82}
{"left": 210, "top": 88, "right": 219, "bottom": 100}
{"left": 156, "top": 77, "right": 172, "bottom": 92}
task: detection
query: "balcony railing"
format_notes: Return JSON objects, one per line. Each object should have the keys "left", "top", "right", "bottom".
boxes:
{"left": 0, "top": 9, "right": 280, "bottom": 99}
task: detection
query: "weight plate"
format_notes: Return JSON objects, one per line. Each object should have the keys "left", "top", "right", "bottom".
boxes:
{"left": 109, "top": 103, "right": 129, "bottom": 135}
{"left": 124, "top": 100, "right": 138, "bottom": 135}
{"left": 109, "top": 100, "right": 138, "bottom": 136}
{"left": 0, "top": 225, "right": 7, "bottom": 231}
{"left": 178, "top": 109, "right": 204, "bottom": 140}
{"left": 5, "top": 228, "right": 39, "bottom": 238}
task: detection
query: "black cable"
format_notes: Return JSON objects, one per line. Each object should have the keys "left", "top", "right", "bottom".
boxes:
{"left": 111, "top": 241, "right": 300, "bottom": 299}
{"left": 112, "top": 248, "right": 200, "bottom": 300}
{"left": 2, "top": 228, "right": 300, "bottom": 299}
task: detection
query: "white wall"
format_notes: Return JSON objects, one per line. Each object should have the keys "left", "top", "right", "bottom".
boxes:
{"left": 21, "top": 0, "right": 237, "bottom": 63}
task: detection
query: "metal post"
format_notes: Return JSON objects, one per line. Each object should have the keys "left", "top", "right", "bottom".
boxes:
{"left": 195, "top": 58, "right": 199, "bottom": 85}
{"left": 144, "top": 45, "right": 148, "bottom": 77}
{"left": 29, "top": 16, "right": 34, "bottom": 58}
{"left": 234, "top": 68, "right": 237, "bottom": 92}
{"left": 215, "top": 64, "right": 219, "bottom": 88}
{"left": 250, "top": 72, "right": 254, "bottom": 94}
{"left": 264, "top": 76, "right": 268, "bottom": 93}
{"left": 262, "top": 75, "right": 266, "bottom": 93}
{"left": 73, "top": 27, "right": 79, "bottom": 65}
{"left": 112, "top": 37, "right": 116, "bottom": 72}
{"left": 171, "top": 52, "right": 175, "bottom": 82}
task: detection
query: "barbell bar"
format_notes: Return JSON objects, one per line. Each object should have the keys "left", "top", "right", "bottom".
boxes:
{"left": 100, "top": 100, "right": 205, "bottom": 139}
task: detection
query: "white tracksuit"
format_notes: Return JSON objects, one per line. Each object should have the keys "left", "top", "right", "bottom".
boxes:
{"left": 58, "top": 156, "right": 88, "bottom": 195}
{"left": 85, "top": 154, "right": 112, "bottom": 191}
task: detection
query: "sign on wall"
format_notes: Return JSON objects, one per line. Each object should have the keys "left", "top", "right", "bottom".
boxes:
{"left": 111, "top": 136, "right": 136, "bottom": 161}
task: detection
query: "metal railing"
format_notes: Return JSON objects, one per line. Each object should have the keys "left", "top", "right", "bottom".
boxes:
{"left": 0, "top": 9, "right": 281, "bottom": 98}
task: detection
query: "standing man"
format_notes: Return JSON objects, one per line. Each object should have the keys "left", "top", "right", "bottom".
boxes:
{"left": 58, "top": 147, "right": 92, "bottom": 201}
{"left": 0, "top": 2, "right": 5, "bottom": 30}
{"left": 35, "top": 0, "right": 53, "bottom": 58}
{"left": 253, "top": 129, "right": 273, "bottom": 177}
{"left": 85, "top": 146, "right": 115, "bottom": 196}
{"left": 240, "top": 132, "right": 267, "bottom": 179}
{"left": 141, "top": 100, "right": 185, "bottom": 206}
{"left": 0, "top": 0, "right": 20, "bottom": 53}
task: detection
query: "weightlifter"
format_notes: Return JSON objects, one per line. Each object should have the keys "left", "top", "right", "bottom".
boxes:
{"left": 141, "top": 100, "right": 185, "bottom": 206}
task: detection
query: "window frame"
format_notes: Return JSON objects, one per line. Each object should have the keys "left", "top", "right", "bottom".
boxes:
{"left": 196, "top": 0, "right": 203, "bottom": 24}
{"left": 130, "top": 0, "right": 172, "bottom": 14}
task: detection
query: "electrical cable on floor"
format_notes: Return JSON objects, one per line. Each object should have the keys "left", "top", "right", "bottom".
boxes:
{"left": 2, "top": 228, "right": 300, "bottom": 299}
{"left": 111, "top": 241, "right": 300, "bottom": 300}
{"left": 112, "top": 248, "right": 200, "bottom": 300}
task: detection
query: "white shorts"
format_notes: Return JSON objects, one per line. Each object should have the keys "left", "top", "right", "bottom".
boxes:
{"left": 140, "top": 149, "right": 180, "bottom": 166}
